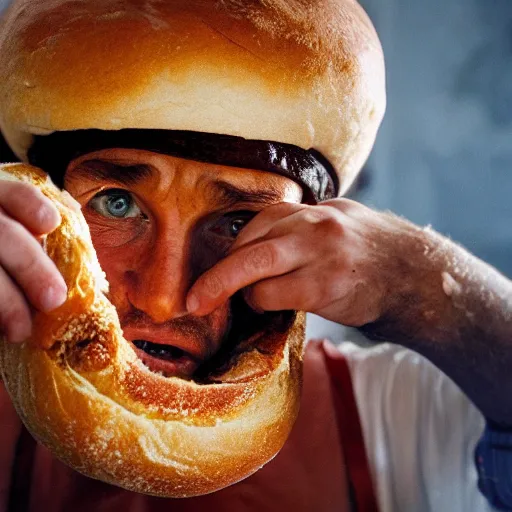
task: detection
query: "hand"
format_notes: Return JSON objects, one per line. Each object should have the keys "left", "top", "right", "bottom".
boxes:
{"left": 186, "top": 199, "right": 429, "bottom": 328}
{"left": 189, "top": 198, "right": 512, "bottom": 425}
{"left": 0, "top": 180, "right": 68, "bottom": 343}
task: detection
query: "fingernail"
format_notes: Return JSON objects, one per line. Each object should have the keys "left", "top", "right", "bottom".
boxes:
{"left": 41, "top": 284, "right": 67, "bottom": 312}
{"left": 187, "top": 293, "right": 199, "bottom": 313}
{"left": 37, "top": 205, "right": 60, "bottom": 230}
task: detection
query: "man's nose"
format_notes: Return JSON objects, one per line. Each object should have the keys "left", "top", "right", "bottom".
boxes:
{"left": 125, "top": 234, "right": 191, "bottom": 323}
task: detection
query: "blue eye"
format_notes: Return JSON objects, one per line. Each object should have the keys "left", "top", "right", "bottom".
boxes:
{"left": 106, "top": 195, "right": 130, "bottom": 216}
{"left": 89, "top": 189, "right": 142, "bottom": 219}
{"left": 229, "top": 217, "right": 248, "bottom": 237}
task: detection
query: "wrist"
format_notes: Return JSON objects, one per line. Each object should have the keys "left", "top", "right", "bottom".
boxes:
{"left": 361, "top": 222, "right": 451, "bottom": 344}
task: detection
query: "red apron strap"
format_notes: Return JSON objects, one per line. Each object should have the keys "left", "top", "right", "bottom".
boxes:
{"left": 321, "top": 340, "right": 380, "bottom": 512}
{"left": 8, "top": 426, "right": 36, "bottom": 512}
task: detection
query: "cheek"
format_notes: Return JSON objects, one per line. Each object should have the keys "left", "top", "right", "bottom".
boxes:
{"left": 85, "top": 211, "right": 147, "bottom": 249}
{"left": 85, "top": 214, "right": 148, "bottom": 291}
{"left": 91, "top": 237, "right": 139, "bottom": 321}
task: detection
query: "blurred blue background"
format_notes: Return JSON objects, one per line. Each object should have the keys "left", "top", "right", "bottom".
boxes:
{"left": 313, "top": 0, "right": 512, "bottom": 339}
{"left": 0, "top": 0, "right": 510, "bottom": 340}
{"left": 311, "top": 0, "right": 512, "bottom": 340}
{"left": 360, "top": 0, "right": 512, "bottom": 278}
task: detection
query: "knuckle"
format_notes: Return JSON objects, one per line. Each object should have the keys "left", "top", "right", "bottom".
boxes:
{"left": 0, "top": 215, "right": 24, "bottom": 245}
{"left": 0, "top": 221, "right": 44, "bottom": 279}
{"left": 242, "top": 286, "right": 262, "bottom": 312}
{"left": 304, "top": 282, "right": 330, "bottom": 312}
{"left": 248, "top": 280, "right": 287, "bottom": 312}
{"left": 300, "top": 208, "right": 330, "bottom": 225}
{"left": 298, "top": 206, "right": 345, "bottom": 237}
{"left": 11, "top": 181, "right": 41, "bottom": 203}
{"left": 11, "top": 248, "right": 40, "bottom": 278}
{"left": 314, "top": 212, "right": 345, "bottom": 238}
{"left": 1, "top": 300, "right": 28, "bottom": 332}
{"left": 295, "top": 275, "right": 318, "bottom": 308}
{"left": 17, "top": 185, "right": 56, "bottom": 225}
{"left": 242, "top": 243, "right": 277, "bottom": 273}
{"left": 8, "top": 183, "right": 49, "bottom": 220}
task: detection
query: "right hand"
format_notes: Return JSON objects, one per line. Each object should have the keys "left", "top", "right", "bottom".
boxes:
{"left": 0, "top": 180, "right": 68, "bottom": 343}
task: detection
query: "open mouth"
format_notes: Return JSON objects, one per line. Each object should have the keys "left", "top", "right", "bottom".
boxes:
{"left": 55, "top": 297, "right": 296, "bottom": 384}
{"left": 131, "top": 339, "right": 200, "bottom": 378}
{"left": 127, "top": 297, "right": 296, "bottom": 382}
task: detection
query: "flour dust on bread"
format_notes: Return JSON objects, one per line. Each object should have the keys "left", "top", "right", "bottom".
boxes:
{"left": 0, "top": 0, "right": 386, "bottom": 498}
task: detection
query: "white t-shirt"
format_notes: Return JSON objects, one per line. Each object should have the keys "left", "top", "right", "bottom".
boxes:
{"left": 338, "top": 342, "right": 493, "bottom": 512}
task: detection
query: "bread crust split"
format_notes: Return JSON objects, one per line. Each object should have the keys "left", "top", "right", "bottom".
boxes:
{"left": 0, "top": 163, "right": 304, "bottom": 497}
{"left": 0, "top": 0, "right": 386, "bottom": 494}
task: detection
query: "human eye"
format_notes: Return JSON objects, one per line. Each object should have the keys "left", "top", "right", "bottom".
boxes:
{"left": 209, "top": 211, "right": 257, "bottom": 239}
{"left": 88, "top": 189, "right": 144, "bottom": 219}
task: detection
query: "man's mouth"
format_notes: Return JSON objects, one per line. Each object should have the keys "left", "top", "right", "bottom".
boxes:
{"left": 123, "top": 321, "right": 215, "bottom": 379}
{"left": 122, "top": 299, "right": 294, "bottom": 382}
{"left": 131, "top": 339, "right": 201, "bottom": 378}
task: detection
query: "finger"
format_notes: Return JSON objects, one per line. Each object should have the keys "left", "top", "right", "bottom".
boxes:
{"left": 187, "top": 235, "right": 301, "bottom": 315}
{"left": 231, "top": 205, "right": 345, "bottom": 280}
{"left": 232, "top": 202, "right": 306, "bottom": 250}
{"left": 0, "top": 181, "right": 61, "bottom": 235}
{"left": 247, "top": 265, "right": 382, "bottom": 326}
{"left": 243, "top": 268, "right": 328, "bottom": 313}
{"left": 0, "top": 213, "right": 67, "bottom": 312}
{"left": 0, "top": 266, "right": 32, "bottom": 343}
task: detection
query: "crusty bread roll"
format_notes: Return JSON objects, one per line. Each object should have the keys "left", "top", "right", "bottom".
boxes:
{"left": 0, "top": 0, "right": 386, "bottom": 497}
{"left": 0, "top": 0, "right": 385, "bottom": 195}
{"left": 0, "top": 163, "right": 304, "bottom": 497}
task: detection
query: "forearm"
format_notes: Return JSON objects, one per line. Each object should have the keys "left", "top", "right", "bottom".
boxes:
{"left": 187, "top": 199, "right": 512, "bottom": 423}
{"left": 360, "top": 224, "right": 512, "bottom": 425}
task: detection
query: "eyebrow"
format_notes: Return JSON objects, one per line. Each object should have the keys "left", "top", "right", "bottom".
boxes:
{"left": 71, "top": 159, "right": 153, "bottom": 186}
{"left": 73, "top": 160, "right": 286, "bottom": 205}
{"left": 211, "top": 180, "right": 284, "bottom": 207}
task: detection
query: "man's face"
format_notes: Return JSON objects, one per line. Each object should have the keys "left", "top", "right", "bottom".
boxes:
{"left": 64, "top": 148, "right": 302, "bottom": 378}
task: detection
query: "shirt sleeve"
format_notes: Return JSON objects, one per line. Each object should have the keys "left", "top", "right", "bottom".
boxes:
{"left": 475, "top": 421, "right": 512, "bottom": 510}
{"left": 337, "top": 342, "right": 494, "bottom": 512}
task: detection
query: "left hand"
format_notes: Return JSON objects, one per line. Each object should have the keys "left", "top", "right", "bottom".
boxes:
{"left": 186, "top": 199, "right": 430, "bottom": 328}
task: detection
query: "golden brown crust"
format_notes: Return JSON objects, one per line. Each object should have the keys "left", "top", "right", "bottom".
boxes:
{"left": 0, "top": 0, "right": 385, "bottom": 194}
{"left": 0, "top": 163, "right": 304, "bottom": 497}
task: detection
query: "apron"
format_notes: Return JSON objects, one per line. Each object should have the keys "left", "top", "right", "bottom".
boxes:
{"left": 2, "top": 340, "right": 378, "bottom": 511}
